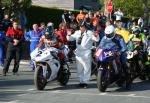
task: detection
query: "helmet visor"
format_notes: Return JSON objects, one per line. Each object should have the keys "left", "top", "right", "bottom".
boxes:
{"left": 105, "top": 33, "right": 114, "bottom": 38}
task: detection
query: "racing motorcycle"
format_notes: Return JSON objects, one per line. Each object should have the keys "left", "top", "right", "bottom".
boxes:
{"left": 31, "top": 47, "right": 70, "bottom": 90}
{"left": 145, "top": 46, "right": 150, "bottom": 81}
{"left": 126, "top": 47, "right": 146, "bottom": 81}
{"left": 95, "top": 48, "right": 130, "bottom": 92}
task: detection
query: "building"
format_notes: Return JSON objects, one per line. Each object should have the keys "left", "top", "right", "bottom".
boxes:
{"left": 32, "top": 0, "right": 100, "bottom": 11}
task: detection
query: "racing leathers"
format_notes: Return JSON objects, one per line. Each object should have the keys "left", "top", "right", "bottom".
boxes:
{"left": 98, "top": 34, "right": 127, "bottom": 65}
{"left": 97, "top": 33, "right": 130, "bottom": 86}
{"left": 127, "top": 32, "right": 146, "bottom": 62}
{"left": 38, "top": 34, "right": 67, "bottom": 62}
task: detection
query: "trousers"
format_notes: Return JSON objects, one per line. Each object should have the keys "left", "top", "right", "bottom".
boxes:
{"left": 76, "top": 50, "right": 92, "bottom": 83}
{"left": 3, "top": 43, "right": 22, "bottom": 73}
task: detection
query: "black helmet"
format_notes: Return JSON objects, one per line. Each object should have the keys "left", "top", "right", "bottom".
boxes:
{"left": 132, "top": 27, "right": 140, "bottom": 34}
{"left": 44, "top": 22, "right": 54, "bottom": 39}
{"left": 45, "top": 31, "right": 53, "bottom": 39}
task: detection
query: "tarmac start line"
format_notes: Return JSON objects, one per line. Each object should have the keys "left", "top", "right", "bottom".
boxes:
{"left": 1, "top": 89, "right": 150, "bottom": 99}
{"left": 52, "top": 90, "right": 150, "bottom": 99}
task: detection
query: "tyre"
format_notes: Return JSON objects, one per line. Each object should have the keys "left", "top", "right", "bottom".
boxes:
{"left": 91, "top": 58, "right": 98, "bottom": 76}
{"left": 97, "top": 70, "right": 107, "bottom": 92}
{"left": 139, "top": 75, "right": 146, "bottom": 80}
{"left": 138, "top": 60, "right": 146, "bottom": 80}
{"left": 58, "top": 64, "right": 70, "bottom": 86}
{"left": 127, "top": 62, "right": 136, "bottom": 80}
{"left": 125, "top": 70, "right": 132, "bottom": 90}
{"left": 34, "top": 65, "right": 47, "bottom": 90}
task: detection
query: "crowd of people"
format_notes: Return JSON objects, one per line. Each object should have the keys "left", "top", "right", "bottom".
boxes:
{"left": 0, "top": 9, "right": 150, "bottom": 88}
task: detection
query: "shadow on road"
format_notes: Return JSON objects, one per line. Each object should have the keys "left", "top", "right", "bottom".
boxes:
{"left": 0, "top": 79, "right": 34, "bottom": 88}
{"left": 0, "top": 91, "right": 23, "bottom": 102}
{"left": 114, "top": 80, "right": 150, "bottom": 92}
{"left": 45, "top": 83, "right": 97, "bottom": 91}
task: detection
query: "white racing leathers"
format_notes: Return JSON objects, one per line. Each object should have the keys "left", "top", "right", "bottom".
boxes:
{"left": 67, "top": 30, "right": 99, "bottom": 83}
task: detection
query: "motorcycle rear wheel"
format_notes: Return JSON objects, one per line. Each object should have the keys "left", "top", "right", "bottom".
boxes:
{"left": 58, "top": 63, "right": 70, "bottom": 86}
{"left": 127, "top": 62, "right": 136, "bottom": 81}
{"left": 34, "top": 65, "right": 47, "bottom": 90}
{"left": 138, "top": 60, "right": 146, "bottom": 80}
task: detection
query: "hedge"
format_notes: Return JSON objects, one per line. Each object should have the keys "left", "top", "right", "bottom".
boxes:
{"left": 26, "top": 6, "right": 79, "bottom": 30}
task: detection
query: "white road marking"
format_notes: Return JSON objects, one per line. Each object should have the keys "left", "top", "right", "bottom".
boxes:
{"left": 27, "top": 89, "right": 35, "bottom": 91}
{"left": 99, "top": 93, "right": 107, "bottom": 95}
{"left": 0, "top": 88, "right": 35, "bottom": 92}
{"left": 0, "top": 89, "right": 24, "bottom": 92}
{"left": 0, "top": 100, "right": 19, "bottom": 103}
{"left": 17, "top": 94, "right": 28, "bottom": 97}
{"left": 1, "top": 88, "right": 150, "bottom": 100}
{"left": 128, "top": 94, "right": 136, "bottom": 96}
{"left": 51, "top": 90, "right": 150, "bottom": 99}
{"left": 20, "top": 61, "right": 29, "bottom": 65}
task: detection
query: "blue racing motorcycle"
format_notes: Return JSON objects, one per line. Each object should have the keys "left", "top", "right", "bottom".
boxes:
{"left": 95, "top": 48, "right": 130, "bottom": 92}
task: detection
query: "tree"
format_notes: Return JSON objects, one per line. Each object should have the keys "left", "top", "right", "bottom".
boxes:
{"left": 2, "top": 0, "right": 31, "bottom": 14}
{"left": 112, "top": 0, "right": 142, "bottom": 17}
{"left": 112, "top": 0, "right": 149, "bottom": 26}
{"left": 1, "top": 0, "right": 32, "bottom": 25}
{"left": 143, "top": 0, "right": 149, "bottom": 27}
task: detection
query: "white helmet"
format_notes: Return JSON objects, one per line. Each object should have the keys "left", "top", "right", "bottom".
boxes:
{"left": 105, "top": 25, "right": 115, "bottom": 39}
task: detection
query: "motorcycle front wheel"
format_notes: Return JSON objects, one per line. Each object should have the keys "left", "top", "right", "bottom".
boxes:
{"left": 97, "top": 70, "right": 107, "bottom": 92}
{"left": 34, "top": 65, "right": 47, "bottom": 90}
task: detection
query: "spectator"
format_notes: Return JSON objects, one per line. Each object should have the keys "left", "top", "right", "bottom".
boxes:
{"left": 131, "top": 21, "right": 140, "bottom": 32}
{"left": 127, "top": 16, "right": 136, "bottom": 30}
{"left": 96, "top": 11, "right": 101, "bottom": 17}
{"left": 3, "top": 21, "right": 24, "bottom": 76}
{"left": 0, "top": 7, "right": 4, "bottom": 21}
{"left": 96, "top": 25, "right": 104, "bottom": 42}
{"left": 83, "top": 14, "right": 91, "bottom": 30}
{"left": 76, "top": 10, "right": 85, "bottom": 26}
{"left": 68, "top": 11, "right": 75, "bottom": 23}
{"left": 99, "top": 11, "right": 107, "bottom": 28}
{"left": 20, "top": 12, "right": 27, "bottom": 31}
{"left": 62, "top": 10, "right": 71, "bottom": 27}
{"left": 0, "top": 27, "right": 5, "bottom": 67}
{"left": 1, "top": 14, "right": 12, "bottom": 32}
{"left": 138, "top": 17, "right": 144, "bottom": 28}
{"left": 105, "top": 20, "right": 112, "bottom": 27}
{"left": 91, "top": 13, "right": 101, "bottom": 31}
{"left": 39, "top": 22, "right": 46, "bottom": 31}
{"left": 115, "top": 20, "right": 130, "bottom": 43}
{"left": 55, "top": 23, "right": 68, "bottom": 45}
{"left": 88, "top": 11, "right": 93, "bottom": 19}
{"left": 114, "top": 8, "right": 124, "bottom": 21}
{"left": 25, "top": 24, "right": 43, "bottom": 71}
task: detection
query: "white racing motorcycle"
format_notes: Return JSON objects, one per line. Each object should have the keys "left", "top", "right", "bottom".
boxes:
{"left": 31, "top": 47, "right": 70, "bottom": 90}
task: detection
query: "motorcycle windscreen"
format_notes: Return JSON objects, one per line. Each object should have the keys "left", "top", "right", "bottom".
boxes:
{"left": 95, "top": 48, "right": 114, "bottom": 62}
